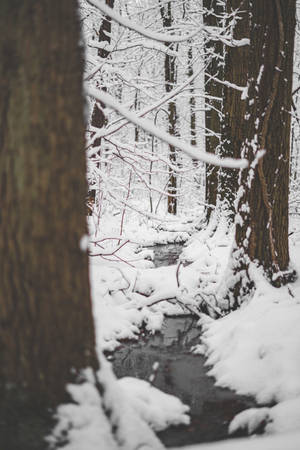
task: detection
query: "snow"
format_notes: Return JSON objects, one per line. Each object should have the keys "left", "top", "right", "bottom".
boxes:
{"left": 193, "top": 220, "right": 300, "bottom": 441}
{"left": 90, "top": 252, "right": 182, "bottom": 352}
{"left": 79, "top": 234, "right": 90, "bottom": 252}
{"left": 88, "top": 214, "right": 231, "bottom": 352}
{"left": 201, "top": 267, "right": 300, "bottom": 405}
{"left": 48, "top": 370, "right": 118, "bottom": 450}
{"left": 228, "top": 398, "right": 300, "bottom": 436}
{"left": 171, "top": 431, "right": 300, "bottom": 450}
{"left": 90, "top": 39, "right": 180, "bottom": 57}
{"left": 91, "top": 64, "right": 204, "bottom": 143}
{"left": 89, "top": 250, "right": 167, "bottom": 351}
{"left": 228, "top": 407, "right": 271, "bottom": 435}
{"left": 86, "top": 86, "right": 248, "bottom": 169}
{"left": 118, "top": 377, "right": 190, "bottom": 431}
{"left": 55, "top": 211, "right": 300, "bottom": 450}
{"left": 87, "top": 0, "right": 202, "bottom": 43}
{"left": 88, "top": 214, "right": 200, "bottom": 351}
{"left": 49, "top": 360, "right": 189, "bottom": 450}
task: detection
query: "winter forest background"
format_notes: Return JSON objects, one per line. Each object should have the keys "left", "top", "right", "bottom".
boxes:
{"left": 1, "top": 0, "right": 300, "bottom": 449}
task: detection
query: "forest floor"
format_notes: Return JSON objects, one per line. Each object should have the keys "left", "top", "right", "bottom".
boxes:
{"left": 52, "top": 213, "right": 300, "bottom": 449}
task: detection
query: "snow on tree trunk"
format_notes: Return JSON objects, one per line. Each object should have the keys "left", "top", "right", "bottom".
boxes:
{"left": 90, "top": 0, "right": 115, "bottom": 146}
{"left": 226, "top": 0, "right": 296, "bottom": 307}
{"left": 160, "top": 1, "right": 178, "bottom": 216}
{"left": 203, "top": 0, "right": 223, "bottom": 222}
{"left": 218, "top": 0, "right": 250, "bottom": 221}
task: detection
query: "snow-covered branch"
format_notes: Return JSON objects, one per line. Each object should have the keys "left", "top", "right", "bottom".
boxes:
{"left": 88, "top": 63, "right": 204, "bottom": 145}
{"left": 86, "top": 86, "right": 248, "bottom": 169}
{"left": 87, "top": 0, "right": 202, "bottom": 43}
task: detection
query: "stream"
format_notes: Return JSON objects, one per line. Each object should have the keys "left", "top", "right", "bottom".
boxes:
{"left": 110, "top": 244, "right": 256, "bottom": 447}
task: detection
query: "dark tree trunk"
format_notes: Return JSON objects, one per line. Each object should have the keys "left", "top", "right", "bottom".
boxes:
{"left": 88, "top": 0, "right": 114, "bottom": 215}
{"left": 188, "top": 46, "right": 197, "bottom": 147}
{"left": 227, "top": 0, "right": 296, "bottom": 307}
{"left": 90, "top": 0, "right": 115, "bottom": 147}
{"left": 160, "top": 1, "right": 178, "bottom": 215}
{"left": 0, "top": 0, "right": 98, "bottom": 447}
{"left": 203, "top": 0, "right": 223, "bottom": 221}
{"left": 218, "top": 0, "right": 250, "bottom": 220}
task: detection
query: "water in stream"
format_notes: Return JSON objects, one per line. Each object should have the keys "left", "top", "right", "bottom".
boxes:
{"left": 151, "top": 243, "right": 184, "bottom": 267}
{"left": 110, "top": 316, "right": 256, "bottom": 447}
{"left": 110, "top": 244, "right": 256, "bottom": 447}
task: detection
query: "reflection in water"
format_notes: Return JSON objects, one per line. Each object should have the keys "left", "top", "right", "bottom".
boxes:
{"left": 110, "top": 317, "right": 256, "bottom": 447}
{"left": 152, "top": 243, "right": 184, "bottom": 268}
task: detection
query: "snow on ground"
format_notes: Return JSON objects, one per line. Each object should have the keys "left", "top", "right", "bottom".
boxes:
{"left": 196, "top": 217, "right": 300, "bottom": 440}
{"left": 50, "top": 360, "right": 189, "bottom": 450}
{"left": 201, "top": 276, "right": 300, "bottom": 407}
{"left": 89, "top": 212, "right": 234, "bottom": 353}
{"left": 85, "top": 212, "right": 300, "bottom": 449}
{"left": 118, "top": 377, "right": 190, "bottom": 431}
{"left": 76, "top": 214, "right": 192, "bottom": 448}
{"left": 90, "top": 254, "right": 167, "bottom": 352}
{"left": 88, "top": 212, "right": 194, "bottom": 247}
{"left": 89, "top": 233, "right": 221, "bottom": 352}
{"left": 172, "top": 430, "right": 300, "bottom": 450}
{"left": 48, "top": 370, "right": 118, "bottom": 450}
{"left": 88, "top": 212, "right": 201, "bottom": 352}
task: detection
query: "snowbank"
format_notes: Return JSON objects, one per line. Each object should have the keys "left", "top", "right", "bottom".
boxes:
{"left": 87, "top": 213, "right": 194, "bottom": 247}
{"left": 171, "top": 430, "right": 300, "bottom": 450}
{"left": 49, "top": 361, "right": 190, "bottom": 450}
{"left": 87, "top": 211, "right": 300, "bottom": 448}
{"left": 200, "top": 260, "right": 300, "bottom": 437}
{"left": 118, "top": 377, "right": 190, "bottom": 431}
{"left": 89, "top": 254, "right": 168, "bottom": 351}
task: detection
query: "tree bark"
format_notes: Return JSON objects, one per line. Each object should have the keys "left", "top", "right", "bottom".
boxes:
{"left": 90, "top": 0, "right": 115, "bottom": 146}
{"left": 227, "top": 0, "right": 296, "bottom": 307}
{"left": 160, "top": 1, "right": 178, "bottom": 215}
{"left": 203, "top": 0, "right": 223, "bottom": 221}
{"left": 188, "top": 46, "right": 197, "bottom": 147}
{"left": 218, "top": 0, "right": 250, "bottom": 220}
{"left": 88, "top": 0, "right": 115, "bottom": 214}
{"left": 0, "top": 0, "right": 98, "bottom": 446}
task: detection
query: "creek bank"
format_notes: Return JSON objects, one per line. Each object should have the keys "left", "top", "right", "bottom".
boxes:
{"left": 109, "top": 315, "right": 257, "bottom": 447}
{"left": 108, "top": 244, "right": 257, "bottom": 446}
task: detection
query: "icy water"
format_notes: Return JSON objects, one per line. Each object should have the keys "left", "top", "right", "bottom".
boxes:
{"left": 151, "top": 243, "right": 184, "bottom": 267}
{"left": 110, "top": 244, "right": 256, "bottom": 447}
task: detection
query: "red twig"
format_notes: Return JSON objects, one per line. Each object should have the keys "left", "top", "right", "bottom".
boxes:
{"left": 118, "top": 171, "right": 132, "bottom": 244}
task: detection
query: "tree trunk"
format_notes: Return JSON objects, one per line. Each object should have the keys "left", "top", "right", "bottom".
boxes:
{"left": 90, "top": 0, "right": 115, "bottom": 146}
{"left": 203, "top": 0, "right": 223, "bottom": 221}
{"left": 88, "top": 0, "right": 115, "bottom": 216}
{"left": 160, "top": 1, "right": 178, "bottom": 215}
{"left": 0, "top": 0, "right": 98, "bottom": 447}
{"left": 188, "top": 46, "right": 197, "bottom": 147}
{"left": 227, "top": 0, "right": 296, "bottom": 307}
{"left": 218, "top": 0, "right": 250, "bottom": 220}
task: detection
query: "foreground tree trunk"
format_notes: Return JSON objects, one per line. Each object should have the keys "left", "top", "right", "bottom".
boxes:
{"left": 0, "top": 1, "right": 98, "bottom": 447}
{"left": 226, "top": 0, "right": 296, "bottom": 307}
